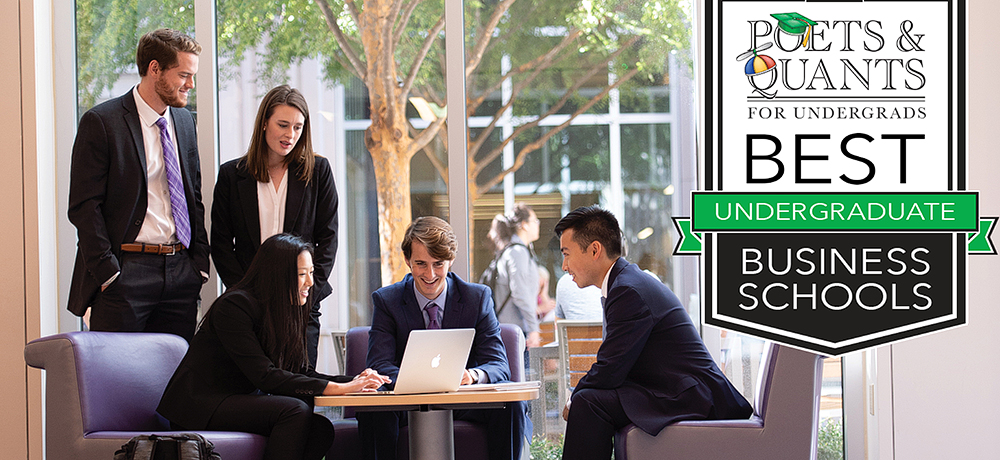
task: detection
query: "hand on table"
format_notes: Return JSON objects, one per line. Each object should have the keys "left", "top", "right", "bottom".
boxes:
{"left": 355, "top": 368, "right": 391, "bottom": 389}
{"left": 325, "top": 368, "right": 391, "bottom": 395}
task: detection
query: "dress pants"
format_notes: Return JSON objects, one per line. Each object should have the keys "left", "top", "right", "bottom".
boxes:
{"left": 562, "top": 388, "right": 632, "bottom": 460}
{"left": 356, "top": 400, "right": 528, "bottom": 460}
{"left": 89, "top": 250, "right": 202, "bottom": 342}
{"left": 205, "top": 394, "right": 333, "bottom": 460}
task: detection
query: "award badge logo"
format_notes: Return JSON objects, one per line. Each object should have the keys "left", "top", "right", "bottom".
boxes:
{"left": 677, "top": 1, "right": 995, "bottom": 356}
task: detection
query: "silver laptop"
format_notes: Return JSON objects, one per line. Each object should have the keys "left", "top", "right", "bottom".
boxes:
{"left": 363, "top": 328, "right": 476, "bottom": 395}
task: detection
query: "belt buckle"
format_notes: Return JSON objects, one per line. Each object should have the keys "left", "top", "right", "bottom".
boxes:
{"left": 164, "top": 244, "right": 177, "bottom": 256}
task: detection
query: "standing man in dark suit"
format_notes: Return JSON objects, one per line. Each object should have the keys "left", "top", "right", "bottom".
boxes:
{"left": 67, "top": 28, "right": 210, "bottom": 342}
{"left": 358, "top": 216, "right": 529, "bottom": 460}
{"left": 555, "top": 206, "right": 753, "bottom": 460}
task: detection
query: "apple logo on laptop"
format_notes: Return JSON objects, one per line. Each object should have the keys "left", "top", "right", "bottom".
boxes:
{"left": 431, "top": 354, "right": 442, "bottom": 368}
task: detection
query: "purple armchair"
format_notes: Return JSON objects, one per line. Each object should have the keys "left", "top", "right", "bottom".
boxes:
{"left": 24, "top": 332, "right": 267, "bottom": 460}
{"left": 613, "top": 343, "right": 825, "bottom": 460}
{"left": 329, "top": 323, "right": 526, "bottom": 460}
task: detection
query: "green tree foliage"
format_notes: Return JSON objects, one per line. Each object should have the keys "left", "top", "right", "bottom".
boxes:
{"left": 818, "top": 418, "right": 845, "bottom": 460}
{"left": 76, "top": 0, "right": 195, "bottom": 109}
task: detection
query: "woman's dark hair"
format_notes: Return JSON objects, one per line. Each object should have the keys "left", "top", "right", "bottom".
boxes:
{"left": 241, "top": 85, "right": 315, "bottom": 184}
{"left": 487, "top": 202, "right": 534, "bottom": 252}
{"left": 231, "top": 233, "right": 313, "bottom": 371}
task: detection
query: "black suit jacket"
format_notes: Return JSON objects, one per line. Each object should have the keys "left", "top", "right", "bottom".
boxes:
{"left": 574, "top": 258, "right": 753, "bottom": 435}
{"left": 367, "top": 273, "right": 510, "bottom": 386}
{"left": 211, "top": 156, "right": 338, "bottom": 302}
{"left": 157, "top": 289, "right": 351, "bottom": 429}
{"left": 67, "top": 91, "right": 210, "bottom": 316}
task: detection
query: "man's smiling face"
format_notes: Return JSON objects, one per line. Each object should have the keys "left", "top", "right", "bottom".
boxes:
{"left": 406, "top": 241, "right": 452, "bottom": 299}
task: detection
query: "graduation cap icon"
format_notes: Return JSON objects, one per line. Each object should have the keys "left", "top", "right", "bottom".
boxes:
{"left": 770, "top": 12, "right": 817, "bottom": 47}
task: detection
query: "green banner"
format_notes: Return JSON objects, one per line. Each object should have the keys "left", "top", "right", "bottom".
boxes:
{"left": 691, "top": 192, "right": 979, "bottom": 231}
{"left": 968, "top": 218, "right": 998, "bottom": 254}
{"left": 672, "top": 217, "right": 703, "bottom": 255}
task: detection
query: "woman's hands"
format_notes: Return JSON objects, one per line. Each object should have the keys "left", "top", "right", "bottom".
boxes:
{"left": 322, "top": 368, "right": 391, "bottom": 395}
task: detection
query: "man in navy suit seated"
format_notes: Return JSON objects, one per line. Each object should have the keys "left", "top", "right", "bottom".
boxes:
{"left": 357, "top": 216, "right": 530, "bottom": 460}
{"left": 556, "top": 206, "right": 753, "bottom": 460}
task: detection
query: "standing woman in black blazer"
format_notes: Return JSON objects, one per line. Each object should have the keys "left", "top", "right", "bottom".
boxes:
{"left": 212, "top": 85, "right": 338, "bottom": 367}
{"left": 158, "top": 234, "right": 389, "bottom": 460}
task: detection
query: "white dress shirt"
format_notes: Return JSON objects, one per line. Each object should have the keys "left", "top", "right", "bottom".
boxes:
{"left": 132, "top": 86, "right": 184, "bottom": 246}
{"left": 256, "top": 171, "right": 289, "bottom": 244}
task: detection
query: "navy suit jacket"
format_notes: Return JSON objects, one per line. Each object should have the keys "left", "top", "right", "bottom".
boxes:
{"left": 367, "top": 272, "right": 510, "bottom": 387}
{"left": 574, "top": 258, "right": 753, "bottom": 435}
{"left": 67, "top": 92, "right": 210, "bottom": 316}
{"left": 210, "top": 156, "right": 339, "bottom": 301}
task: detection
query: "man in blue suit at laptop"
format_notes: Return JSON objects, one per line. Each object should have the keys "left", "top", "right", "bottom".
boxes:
{"left": 556, "top": 206, "right": 753, "bottom": 460}
{"left": 358, "top": 216, "right": 529, "bottom": 460}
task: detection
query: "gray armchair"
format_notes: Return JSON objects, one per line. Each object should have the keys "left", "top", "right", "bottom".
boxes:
{"left": 614, "top": 343, "right": 825, "bottom": 460}
{"left": 24, "top": 331, "right": 266, "bottom": 460}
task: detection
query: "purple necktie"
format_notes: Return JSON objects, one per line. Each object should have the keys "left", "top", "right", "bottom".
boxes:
{"left": 425, "top": 303, "right": 441, "bottom": 329}
{"left": 154, "top": 117, "right": 191, "bottom": 247}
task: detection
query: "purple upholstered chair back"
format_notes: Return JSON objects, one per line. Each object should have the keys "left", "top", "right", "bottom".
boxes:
{"left": 501, "top": 323, "right": 526, "bottom": 382}
{"left": 342, "top": 323, "right": 525, "bottom": 418}
{"left": 30, "top": 332, "right": 185, "bottom": 433}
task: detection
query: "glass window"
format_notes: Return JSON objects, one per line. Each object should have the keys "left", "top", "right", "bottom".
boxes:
{"left": 463, "top": 0, "right": 694, "bottom": 446}
{"left": 819, "top": 357, "right": 845, "bottom": 460}
{"left": 76, "top": 0, "right": 196, "bottom": 114}
{"left": 622, "top": 124, "right": 673, "bottom": 283}
{"left": 620, "top": 72, "right": 670, "bottom": 114}
{"left": 215, "top": 0, "right": 451, "bottom": 323}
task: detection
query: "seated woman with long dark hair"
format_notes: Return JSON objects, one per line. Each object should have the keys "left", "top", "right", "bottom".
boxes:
{"left": 157, "top": 233, "right": 389, "bottom": 460}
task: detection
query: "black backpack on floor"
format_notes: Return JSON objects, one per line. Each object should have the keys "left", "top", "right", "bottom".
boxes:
{"left": 113, "top": 433, "right": 222, "bottom": 460}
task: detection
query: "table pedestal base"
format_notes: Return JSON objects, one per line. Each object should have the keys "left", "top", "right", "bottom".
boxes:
{"left": 409, "top": 407, "right": 454, "bottom": 460}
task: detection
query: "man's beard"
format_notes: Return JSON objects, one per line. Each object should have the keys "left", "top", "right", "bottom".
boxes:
{"left": 155, "top": 78, "right": 188, "bottom": 108}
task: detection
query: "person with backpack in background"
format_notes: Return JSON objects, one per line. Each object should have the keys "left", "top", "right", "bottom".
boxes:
{"left": 485, "top": 203, "right": 542, "bottom": 348}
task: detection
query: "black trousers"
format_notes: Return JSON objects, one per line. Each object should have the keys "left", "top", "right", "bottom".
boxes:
{"left": 356, "top": 400, "right": 529, "bottom": 460}
{"left": 561, "top": 388, "right": 632, "bottom": 460}
{"left": 206, "top": 394, "right": 334, "bottom": 460}
{"left": 89, "top": 250, "right": 202, "bottom": 342}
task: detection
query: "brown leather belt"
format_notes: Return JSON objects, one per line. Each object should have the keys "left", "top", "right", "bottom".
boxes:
{"left": 121, "top": 242, "right": 185, "bottom": 255}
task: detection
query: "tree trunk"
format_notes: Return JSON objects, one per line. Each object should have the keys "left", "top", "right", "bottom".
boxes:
{"left": 361, "top": 0, "right": 414, "bottom": 286}
{"left": 370, "top": 138, "right": 412, "bottom": 287}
